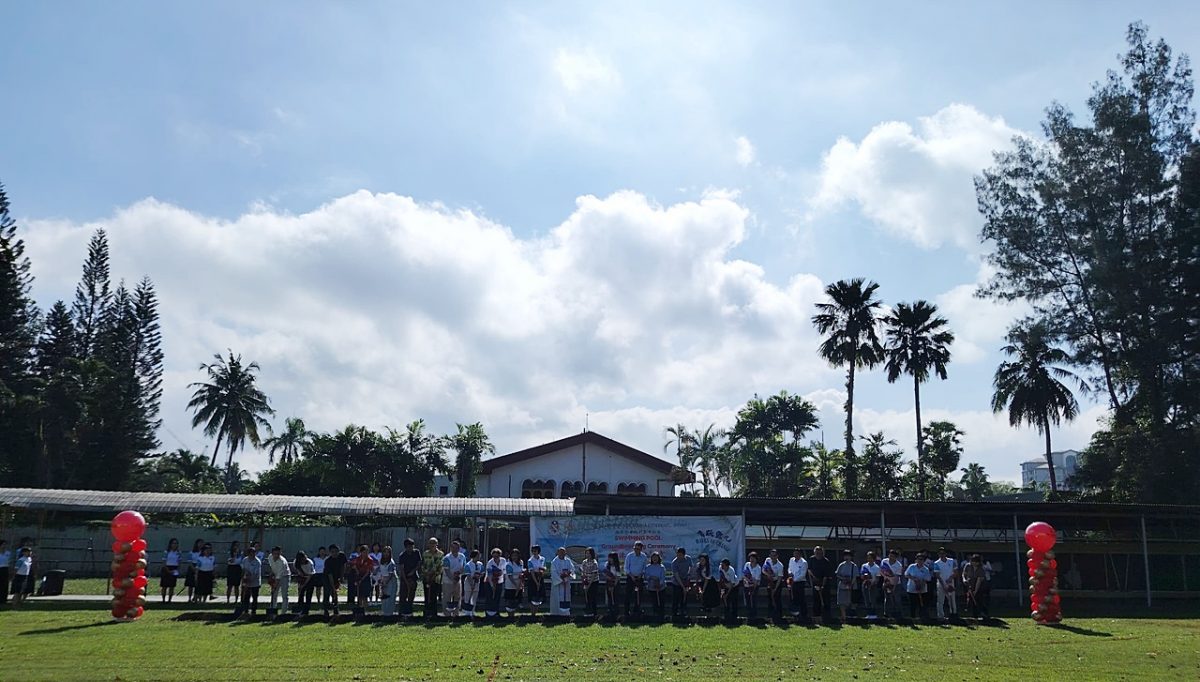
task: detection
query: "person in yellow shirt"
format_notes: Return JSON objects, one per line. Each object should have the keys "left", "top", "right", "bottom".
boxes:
{"left": 421, "top": 537, "right": 444, "bottom": 619}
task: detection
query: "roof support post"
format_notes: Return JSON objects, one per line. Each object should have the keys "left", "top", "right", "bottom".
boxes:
{"left": 1141, "top": 515, "right": 1152, "bottom": 607}
{"left": 1012, "top": 513, "right": 1023, "bottom": 606}
{"left": 879, "top": 506, "right": 887, "bottom": 556}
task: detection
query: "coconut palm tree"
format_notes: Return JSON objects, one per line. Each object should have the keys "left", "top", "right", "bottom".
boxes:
{"left": 812, "top": 278, "right": 884, "bottom": 497}
{"left": 664, "top": 423, "right": 696, "bottom": 494}
{"left": 690, "top": 424, "right": 725, "bottom": 496}
{"left": 187, "top": 351, "right": 274, "bottom": 468}
{"left": 262, "top": 417, "right": 314, "bottom": 466}
{"left": 991, "top": 321, "right": 1080, "bottom": 495}
{"left": 883, "top": 301, "right": 953, "bottom": 500}
{"left": 446, "top": 422, "right": 494, "bottom": 497}
{"left": 959, "top": 463, "right": 990, "bottom": 501}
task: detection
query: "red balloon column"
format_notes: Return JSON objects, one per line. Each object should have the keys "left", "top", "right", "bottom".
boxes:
{"left": 110, "top": 510, "right": 148, "bottom": 621}
{"left": 1024, "top": 521, "right": 1061, "bottom": 624}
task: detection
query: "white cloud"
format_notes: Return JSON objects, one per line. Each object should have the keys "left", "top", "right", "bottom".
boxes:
{"left": 553, "top": 48, "right": 621, "bottom": 95}
{"left": 25, "top": 190, "right": 839, "bottom": 472}
{"left": 734, "top": 135, "right": 756, "bottom": 167}
{"left": 809, "top": 104, "right": 1025, "bottom": 251}
{"left": 934, "top": 262, "right": 1030, "bottom": 364}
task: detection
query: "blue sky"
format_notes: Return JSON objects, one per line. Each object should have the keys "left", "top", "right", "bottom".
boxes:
{"left": 4, "top": 2, "right": 1197, "bottom": 481}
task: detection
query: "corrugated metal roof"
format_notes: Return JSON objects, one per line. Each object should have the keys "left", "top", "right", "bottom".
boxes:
{"left": 0, "top": 488, "right": 574, "bottom": 517}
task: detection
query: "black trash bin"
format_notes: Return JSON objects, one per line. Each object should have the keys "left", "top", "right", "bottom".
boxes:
{"left": 38, "top": 569, "right": 66, "bottom": 596}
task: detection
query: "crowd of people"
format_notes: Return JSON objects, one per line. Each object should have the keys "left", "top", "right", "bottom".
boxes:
{"left": 155, "top": 536, "right": 997, "bottom": 623}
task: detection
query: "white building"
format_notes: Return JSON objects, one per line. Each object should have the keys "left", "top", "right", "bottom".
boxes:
{"left": 432, "top": 431, "right": 689, "bottom": 498}
{"left": 1020, "top": 450, "right": 1081, "bottom": 490}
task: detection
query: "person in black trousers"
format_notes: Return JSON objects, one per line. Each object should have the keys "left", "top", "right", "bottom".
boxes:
{"left": 397, "top": 538, "right": 421, "bottom": 617}
{"left": 808, "top": 545, "right": 833, "bottom": 621}
{"left": 322, "top": 544, "right": 346, "bottom": 616}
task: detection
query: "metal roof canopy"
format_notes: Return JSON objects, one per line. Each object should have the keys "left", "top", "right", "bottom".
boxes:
{"left": 572, "top": 495, "right": 1200, "bottom": 531}
{"left": 0, "top": 488, "right": 574, "bottom": 518}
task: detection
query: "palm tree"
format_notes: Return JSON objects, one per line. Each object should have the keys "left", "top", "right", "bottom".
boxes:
{"left": 664, "top": 423, "right": 696, "bottom": 494}
{"left": 690, "top": 424, "right": 725, "bottom": 496}
{"left": 807, "top": 441, "right": 843, "bottom": 499}
{"left": 221, "top": 462, "right": 251, "bottom": 494}
{"left": 991, "top": 321, "right": 1080, "bottom": 495}
{"left": 959, "top": 463, "right": 990, "bottom": 501}
{"left": 922, "top": 420, "right": 964, "bottom": 499}
{"left": 262, "top": 417, "right": 314, "bottom": 466}
{"left": 858, "top": 432, "right": 903, "bottom": 500}
{"left": 446, "top": 422, "right": 494, "bottom": 497}
{"left": 187, "top": 351, "right": 274, "bottom": 467}
{"left": 812, "top": 278, "right": 884, "bottom": 497}
{"left": 883, "top": 301, "right": 953, "bottom": 500}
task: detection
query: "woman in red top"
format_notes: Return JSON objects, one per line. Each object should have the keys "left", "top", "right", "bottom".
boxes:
{"left": 351, "top": 545, "right": 376, "bottom": 618}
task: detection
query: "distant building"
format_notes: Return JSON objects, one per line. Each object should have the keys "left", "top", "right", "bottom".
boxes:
{"left": 432, "top": 430, "right": 689, "bottom": 498}
{"left": 1020, "top": 450, "right": 1081, "bottom": 490}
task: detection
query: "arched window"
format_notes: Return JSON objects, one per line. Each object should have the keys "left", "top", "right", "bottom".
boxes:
{"left": 561, "top": 480, "right": 583, "bottom": 498}
{"left": 587, "top": 481, "right": 608, "bottom": 494}
{"left": 521, "top": 479, "right": 556, "bottom": 498}
{"left": 617, "top": 482, "right": 647, "bottom": 496}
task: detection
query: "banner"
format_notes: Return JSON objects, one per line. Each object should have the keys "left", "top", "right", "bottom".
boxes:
{"left": 530, "top": 515, "right": 745, "bottom": 570}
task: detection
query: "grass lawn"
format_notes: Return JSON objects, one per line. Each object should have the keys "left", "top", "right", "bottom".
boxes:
{"left": 1, "top": 603, "right": 1197, "bottom": 681}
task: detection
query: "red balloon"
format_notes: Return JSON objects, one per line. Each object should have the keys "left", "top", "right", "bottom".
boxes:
{"left": 1049, "top": 559, "right": 1058, "bottom": 570}
{"left": 1027, "top": 559, "right": 1037, "bottom": 569}
{"left": 131, "top": 538, "right": 147, "bottom": 553}
{"left": 112, "top": 607, "right": 125, "bottom": 618}
{"left": 133, "top": 575, "right": 149, "bottom": 589}
{"left": 135, "top": 606, "right": 144, "bottom": 618}
{"left": 111, "top": 510, "right": 147, "bottom": 543}
{"left": 1024, "top": 521, "right": 1056, "bottom": 552}
{"left": 112, "top": 540, "right": 131, "bottom": 554}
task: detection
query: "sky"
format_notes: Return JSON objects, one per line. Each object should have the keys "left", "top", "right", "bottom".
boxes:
{"left": 3, "top": 2, "right": 1197, "bottom": 483}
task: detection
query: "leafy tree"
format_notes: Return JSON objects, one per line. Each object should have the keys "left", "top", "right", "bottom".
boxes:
{"left": 991, "top": 321, "right": 1080, "bottom": 496}
{"left": 187, "top": 351, "right": 275, "bottom": 467}
{"left": 33, "top": 302, "right": 83, "bottom": 486}
{"left": 690, "top": 424, "right": 725, "bottom": 497}
{"left": 959, "top": 463, "right": 990, "bottom": 501}
{"left": 725, "top": 392, "right": 821, "bottom": 497}
{"left": 976, "top": 22, "right": 1199, "bottom": 502}
{"left": 808, "top": 441, "right": 843, "bottom": 499}
{"left": 883, "top": 300, "right": 953, "bottom": 500}
{"left": 664, "top": 423, "right": 696, "bottom": 494}
{"left": 446, "top": 422, "right": 494, "bottom": 497}
{"left": 858, "top": 432, "right": 903, "bottom": 500}
{"left": 922, "top": 420, "right": 964, "bottom": 499}
{"left": 127, "top": 449, "right": 224, "bottom": 493}
{"left": 262, "top": 417, "right": 314, "bottom": 465}
{"left": 377, "top": 420, "right": 445, "bottom": 496}
{"left": 812, "top": 278, "right": 884, "bottom": 498}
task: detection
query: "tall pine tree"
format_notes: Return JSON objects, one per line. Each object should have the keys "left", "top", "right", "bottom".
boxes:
{"left": 71, "top": 230, "right": 111, "bottom": 361}
{"left": 34, "top": 302, "right": 83, "bottom": 486}
{"left": 0, "top": 182, "right": 41, "bottom": 485}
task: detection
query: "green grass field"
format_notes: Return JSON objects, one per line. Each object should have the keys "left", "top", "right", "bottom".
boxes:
{"left": 1, "top": 602, "right": 1197, "bottom": 681}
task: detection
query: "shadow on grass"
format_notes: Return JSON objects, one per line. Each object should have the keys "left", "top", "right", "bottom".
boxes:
{"left": 1043, "top": 623, "right": 1113, "bottom": 637}
{"left": 18, "top": 620, "right": 124, "bottom": 636}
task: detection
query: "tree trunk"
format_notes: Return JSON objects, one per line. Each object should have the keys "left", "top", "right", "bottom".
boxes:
{"left": 210, "top": 431, "right": 223, "bottom": 468}
{"left": 914, "top": 377, "right": 925, "bottom": 500}
{"left": 844, "top": 362, "right": 856, "bottom": 498}
{"left": 1043, "top": 415, "right": 1059, "bottom": 498}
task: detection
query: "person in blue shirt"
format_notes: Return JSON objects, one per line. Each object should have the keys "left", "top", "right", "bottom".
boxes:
{"left": 644, "top": 552, "right": 667, "bottom": 618}
{"left": 623, "top": 541, "right": 648, "bottom": 617}
{"left": 904, "top": 552, "right": 933, "bottom": 621}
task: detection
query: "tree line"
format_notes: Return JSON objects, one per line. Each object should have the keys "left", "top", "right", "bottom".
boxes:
{"left": 0, "top": 24, "right": 1194, "bottom": 503}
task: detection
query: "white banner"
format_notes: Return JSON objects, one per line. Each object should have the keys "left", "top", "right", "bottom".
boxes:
{"left": 530, "top": 515, "right": 745, "bottom": 569}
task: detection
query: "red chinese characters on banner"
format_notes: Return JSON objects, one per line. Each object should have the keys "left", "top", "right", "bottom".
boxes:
{"left": 1024, "top": 521, "right": 1062, "bottom": 624}
{"left": 110, "top": 510, "right": 148, "bottom": 621}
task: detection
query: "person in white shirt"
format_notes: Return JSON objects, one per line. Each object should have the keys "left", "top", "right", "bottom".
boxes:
{"left": 195, "top": 544, "right": 217, "bottom": 601}
{"left": 860, "top": 551, "right": 882, "bottom": 619}
{"left": 718, "top": 558, "right": 738, "bottom": 621}
{"left": 369, "top": 543, "right": 384, "bottom": 601}
{"left": 483, "top": 548, "right": 506, "bottom": 618}
{"left": 11, "top": 547, "right": 34, "bottom": 605}
{"left": 503, "top": 548, "right": 524, "bottom": 616}
{"left": 623, "top": 541, "right": 648, "bottom": 617}
{"left": 462, "top": 549, "right": 483, "bottom": 617}
{"left": 933, "top": 547, "right": 958, "bottom": 620}
{"left": 160, "top": 538, "right": 182, "bottom": 603}
{"left": 579, "top": 547, "right": 601, "bottom": 617}
{"left": 266, "top": 546, "right": 291, "bottom": 618}
{"left": 550, "top": 546, "right": 576, "bottom": 616}
{"left": 0, "top": 540, "right": 11, "bottom": 607}
{"left": 225, "top": 541, "right": 242, "bottom": 604}
{"left": 787, "top": 548, "right": 811, "bottom": 620}
{"left": 186, "top": 538, "right": 203, "bottom": 603}
{"left": 742, "top": 551, "right": 763, "bottom": 619}
{"left": 879, "top": 549, "right": 905, "bottom": 620}
{"left": 604, "top": 551, "right": 621, "bottom": 616}
{"left": 763, "top": 549, "right": 786, "bottom": 620}
{"left": 442, "top": 540, "right": 467, "bottom": 617}
{"left": 373, "top": 546, "right": 398, "bottom": 617}
{"left": 310, "top": 547, "right": 326, "bottom": 607}
{"left": 525, "top": 545, "right": 547, "bottom": 616}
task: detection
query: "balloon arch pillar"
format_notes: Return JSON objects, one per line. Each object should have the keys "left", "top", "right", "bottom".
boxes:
{"left": 110, "top": 510, "right": 149, "bottom": 621}
{"left": 1025, "top": 521, "right": 1062, "bottom": 624}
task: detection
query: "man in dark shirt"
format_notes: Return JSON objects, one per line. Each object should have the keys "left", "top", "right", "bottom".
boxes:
{"left": 397, "top": 538, "right": 422, "bottom": 617}
{"left": 808, "top": 545, "right": 833, "bottom": 621}
{"left": 669, "top": 547, "right": 693, "bottom": 618}
{"left": 322, "top": 544, "right": 347, "bottom": 617}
